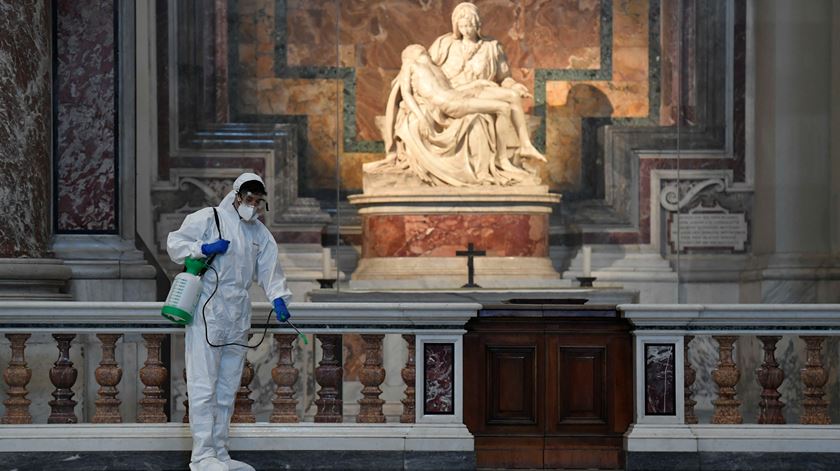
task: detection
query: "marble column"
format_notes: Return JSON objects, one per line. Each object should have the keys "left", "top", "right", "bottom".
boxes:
{"left": 0, "top": 0, "right": 72, "bottom": 298}
{"left": 742, "top": 0, "right": 837, "bottom": 421}
{"left": 746, "top": 0, "right": 837, "bottom": 303}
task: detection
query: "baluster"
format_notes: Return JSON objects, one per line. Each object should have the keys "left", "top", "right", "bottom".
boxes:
{"left": 684, "top": 335, "right": 698, "bottom": 424}
{"left": 358, "top": 334, "right": 386, "bottom": 423}
{"left": 711, "top": 335, "right": 742, "bottom": 424}
{"left": 401, "top": 334, "right": 416, "bottom": 423}
{"left": 800, "top": 336, "right": 830, "bottom": 424}
{"left": 2, "top": 334, "right": 32, "bottom": 424}
{"left": 270, "top": 333, "right": 299, "bottom": 423}
{"left": 48, "top": 334, "right": 78, "bottom": 423}
{"left": 138, "top": 334, "right": 168, "bottom": 423}
{"left": 314, "top": 334, "right": 343, "bottom": 422}
{"left": 232, "top": 356, "right": 256, "bottom": 423}
{"left": 93, "top": 334, "right": 123, "bottom": 423}
{"left": 182, "top": 368, "right": 189, "bottom": 423}
{"left": 756, "top": 336, "right": 785, "bottom": 424}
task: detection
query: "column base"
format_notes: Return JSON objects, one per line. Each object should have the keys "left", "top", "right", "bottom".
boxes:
{"left": 0, "top": 258, "right": 72, "bottom": 300}
{"left": 52, "top": 235, "right": 156, "bottom": 301}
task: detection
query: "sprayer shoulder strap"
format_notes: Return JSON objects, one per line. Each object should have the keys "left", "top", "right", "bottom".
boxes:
{"left": 212, "top": 207, "right": 222, "bottom": 239}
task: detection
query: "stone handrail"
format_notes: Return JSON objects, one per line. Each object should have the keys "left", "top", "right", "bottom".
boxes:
{"left": 0, "top": 301, "right": 479, "bottom": 332}
{"left": 620, "top": 304, "right": 840, "bottom": 460}
{"left": 0, "top": 301, "right": 478, "bottom": 440}
{"left": 620, "top": 303, "right": 840, "bottom": 331}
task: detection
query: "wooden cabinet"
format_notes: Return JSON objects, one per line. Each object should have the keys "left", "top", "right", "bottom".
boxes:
{"left": 464, "top": 305, "right": 632, "bottom": 469}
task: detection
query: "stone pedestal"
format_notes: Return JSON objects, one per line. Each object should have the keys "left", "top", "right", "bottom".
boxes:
{"left": 348, "top": 187, "right": 564, "bottom": 289}
{"left": 0, "top": 259, "right": 72, "bottom": 301}
{"left": 51, "top": 235, "right": 156, "bottom": 302}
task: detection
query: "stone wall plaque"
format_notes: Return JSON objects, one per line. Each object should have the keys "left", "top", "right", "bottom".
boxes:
{"left": 668, "top": 212, "right": 748, "bottom": 253}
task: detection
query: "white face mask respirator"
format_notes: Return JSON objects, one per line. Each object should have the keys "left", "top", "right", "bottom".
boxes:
{"left": 237, "top": 202, "right": 258, "bottom": 222}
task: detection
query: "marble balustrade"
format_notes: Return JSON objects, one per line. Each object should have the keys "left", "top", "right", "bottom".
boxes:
{"left": 622, "top": 304, "right": 840, "bottom": 458}
{"left": 0, "top": 302, "right": 475, "bottom": 440}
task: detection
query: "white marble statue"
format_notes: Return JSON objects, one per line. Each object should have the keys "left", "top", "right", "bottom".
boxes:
{"left": 364, "top": 2, "right": 546, "bottom": 189}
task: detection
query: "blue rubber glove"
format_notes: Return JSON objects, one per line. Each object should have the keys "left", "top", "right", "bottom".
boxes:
{"left": 201, "top": 239, "right": 230, "bottom": 256}
{"left": 273, "top": 297, "right": 291, "bottom": 322}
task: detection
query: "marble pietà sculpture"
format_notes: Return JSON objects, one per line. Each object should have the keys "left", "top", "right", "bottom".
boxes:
{"left": 364, "top": 2, "right": 546, "bottom": 189}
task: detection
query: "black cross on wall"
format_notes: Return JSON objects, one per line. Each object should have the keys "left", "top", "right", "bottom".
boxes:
{"left": 455, "top": 243, "right": 486, "bottom": 288}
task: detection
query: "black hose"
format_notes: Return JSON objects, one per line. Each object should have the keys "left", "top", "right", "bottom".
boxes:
{"left": 201, "top": 264, "right": 273, "bottom": 349}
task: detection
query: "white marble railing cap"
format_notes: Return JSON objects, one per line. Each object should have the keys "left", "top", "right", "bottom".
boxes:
{"left": 619, "top": 303, "right": 840, "bottom": 329}
{"left": 0, "top": 301, "right": 480, "bottom": 331}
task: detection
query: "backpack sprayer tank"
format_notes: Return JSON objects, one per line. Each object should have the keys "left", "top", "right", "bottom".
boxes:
{"left": 161, "top": 256, "right": 210, "bottom": 325}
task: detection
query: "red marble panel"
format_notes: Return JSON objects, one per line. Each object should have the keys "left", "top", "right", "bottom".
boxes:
{"left": 613, "top": 0, "right": 648, "bottom": 47}
{"left": 55, "top": 0, "right": 117, "bottom": 232}
{"left": 286, "top": 2, "right": 339, "bottom": 67}
{"left": 338, "top": 1, "right": 453, "bottom": 70}
{"left": 522, "top": 0, "right": 601, "bottom": 69}
{"left": 424, "top": 343, "right": 454, "bottom": 414}
{"left": 362, "top": 213, "right": 549, "bottom": 258}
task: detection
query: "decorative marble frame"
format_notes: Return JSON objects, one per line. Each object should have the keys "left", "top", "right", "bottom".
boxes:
{"left": 52, "top": 0, "right": 121, "bottom": 234}
{"left": 647, "top": 167, "right": 752, "bottom": 253}
{"left": 634, "top": 334, "right": 684, "bottom": 424}
{"left": 414, "top": 334, "right": 464, "bottom": 425}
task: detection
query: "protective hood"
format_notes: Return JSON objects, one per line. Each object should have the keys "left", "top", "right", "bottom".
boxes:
{"left": 219, "top": 172, "right": 265, "bottom": 208}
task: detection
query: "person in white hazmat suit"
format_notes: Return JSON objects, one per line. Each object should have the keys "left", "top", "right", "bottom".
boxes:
{"left": 167, "top": 172, "right": 292, "bottom": 471}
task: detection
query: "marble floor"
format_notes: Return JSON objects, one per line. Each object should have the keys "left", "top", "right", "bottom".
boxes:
{"left": 0, "top": 450, "right": 474, "bottom": 471}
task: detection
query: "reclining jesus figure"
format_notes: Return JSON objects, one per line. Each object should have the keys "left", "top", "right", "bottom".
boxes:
{"left": 366, "top": 43, "right": 546, "bottom": 187}
{"left": 399, "top": 44, "right": 545, "bottom": 162}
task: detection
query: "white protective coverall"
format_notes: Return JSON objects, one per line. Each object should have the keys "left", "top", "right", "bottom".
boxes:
{"left": 167, "top": 173, "right": 292, "bottom": 471}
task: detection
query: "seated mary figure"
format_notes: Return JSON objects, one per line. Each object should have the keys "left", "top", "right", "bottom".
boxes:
{"left": 365, "top": 2, "right": 544, "bottom": 189}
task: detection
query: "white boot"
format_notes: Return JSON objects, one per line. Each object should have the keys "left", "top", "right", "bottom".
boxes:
{"left": 189, "top": 456, "right": 230, "bottom": 471}
{"left": 222, "top": 458, "right": 256, "bottom": 471}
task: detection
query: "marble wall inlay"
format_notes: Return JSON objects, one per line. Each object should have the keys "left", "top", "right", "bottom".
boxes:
{"left": 424, "top": 343, "right": 454, "bottom": 415}
{"left": 362, "top": 214, "right": 549, "bottom": 258}
{"left": 0, "top": 0, "right": 52, "bottom": 256}
{"left": 645, "top": 343, "right": 676, "bottom": 415}
{"left": 54, "top": 0, "right": 118, "bottom": 233}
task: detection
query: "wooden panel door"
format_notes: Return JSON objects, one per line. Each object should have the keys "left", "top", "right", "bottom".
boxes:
{"left": 465, "top": 329, "right": 545, "bottom": 469}
{"left": 486, "top": 346, "right": 538, "bottom": 425}
{"left": 543, "top": 330, "right": 631, "bottom": 470}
